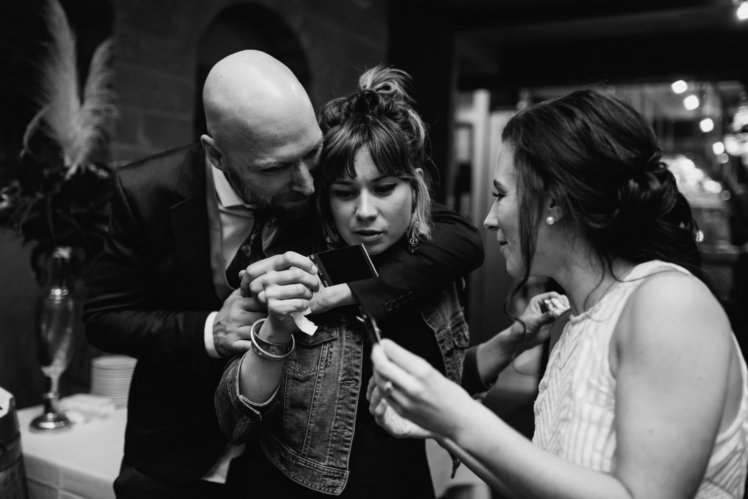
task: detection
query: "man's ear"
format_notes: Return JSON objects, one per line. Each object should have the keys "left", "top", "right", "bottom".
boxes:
{"left": 201, "top": 134, "right": 223, "bottom": 171}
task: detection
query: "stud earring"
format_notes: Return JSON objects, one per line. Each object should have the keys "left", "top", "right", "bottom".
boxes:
{"left": 545, "top": 216, "right": 555, "bottom": 226}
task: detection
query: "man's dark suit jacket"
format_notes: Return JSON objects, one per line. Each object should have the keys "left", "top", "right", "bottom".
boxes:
{"left": 82, "top": 143, "right": 484, "bottom": 484}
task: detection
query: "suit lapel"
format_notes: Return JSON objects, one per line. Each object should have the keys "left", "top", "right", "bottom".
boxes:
{"left": 169, "top": 144, "right": 219, "bottom": 305}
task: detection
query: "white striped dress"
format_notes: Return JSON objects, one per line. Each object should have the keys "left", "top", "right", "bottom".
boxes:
{"left": 533, "top": 261, "right": 748, "bottom": 498}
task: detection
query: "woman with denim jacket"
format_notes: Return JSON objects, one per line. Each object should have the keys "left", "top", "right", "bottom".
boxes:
{"left": 215, "top": 66, "right": 474, "bottom": 497}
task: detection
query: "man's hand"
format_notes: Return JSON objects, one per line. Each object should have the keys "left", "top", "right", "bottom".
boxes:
{"left": 213, "top": 289, "right": 266, "bottom": 358}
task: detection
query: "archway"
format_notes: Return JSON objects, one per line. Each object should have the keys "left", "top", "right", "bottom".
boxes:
{"left": 193, "top": 4, "right": 311, "bottom": 139}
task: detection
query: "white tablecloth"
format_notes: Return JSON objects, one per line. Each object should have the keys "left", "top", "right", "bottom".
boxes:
{"left": 17, "top": 403, "right": 125, "bottom": 499}
{"left": 16, "top": 400, "right": 489, "bottom": 499}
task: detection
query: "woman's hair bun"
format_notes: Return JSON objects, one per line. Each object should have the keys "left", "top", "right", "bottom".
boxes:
{"left": 358, "top": 66, "right": 413, "bottom": 103}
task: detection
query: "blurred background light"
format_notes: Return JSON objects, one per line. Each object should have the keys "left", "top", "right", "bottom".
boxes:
{"left": 671, "top": 80, "right": 688, "bottom": 94}
{"left": 737, "top": 0, "right": 748, "bottom": 21}
{"left": 684, "top": 95, "right": 700, "bottom": 110}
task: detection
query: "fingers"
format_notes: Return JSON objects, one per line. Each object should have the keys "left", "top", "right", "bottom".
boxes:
{"left": 239, "top": 252, "right": 317, "bottom": 297}
{"left": 366, "top": 376, "right": 377, "bottom": 402}
{"left": 371, "top": 341, "right": 433, "bottom": 398}
{"left": 367, "top": 379, "right": 388, "bottom": 418}
{"left": 240, "top": 296, "right": 265, "bottom": 312}
{"left": 227, "top": 339, "right": 252, "bottom": 354}
{"left": 248, "top": 267, "right": 320, "bottom": 300}
{"left": 264, "top": 282, "right": 315, "bottom": 301}
{"left": 543, "top": 294, "right": 570, "bottom": 317}
{"left": 378, "top": 339, "right": 434, "bottom": 377}
{"left": 246, "top": 252, "right": 317, "bottom": 280}
{"left": 528, "top": 291, "right": 570, "bottom": 318}
{"left": 267, "top": 297, "right": 313, "bottom": 317}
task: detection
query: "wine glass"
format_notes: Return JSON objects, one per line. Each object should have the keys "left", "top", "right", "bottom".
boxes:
{"left": 30, "top": 247, "right": 76, "bottom": 432}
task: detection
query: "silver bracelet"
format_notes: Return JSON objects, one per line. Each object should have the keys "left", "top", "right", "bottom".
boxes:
{"left": 250, "top": 318, "right": 295, "bottom": 361}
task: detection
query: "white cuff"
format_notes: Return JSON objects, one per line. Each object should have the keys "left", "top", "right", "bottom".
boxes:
{"left": 205, "top": 311, "right": 220, "bottom": 358}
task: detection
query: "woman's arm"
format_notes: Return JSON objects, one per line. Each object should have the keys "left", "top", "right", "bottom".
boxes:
{"left": 469, "top": 292, "right": 568, "bottom": 390}
{"left": 349, "top": 204, "right": 484, "bottom": 321}
{"left": 238, "top": 252, "right": 319, "bottom": 403}
{"left": 215, "top": 252, "right": 319, "bottom": 443}
{"left": 372, "top": 270, "right": 734, "bottom": 499}
{"left": 611, "top": 271, "right": 733, "bottom": 498}
{"left": 241, "top": 205, "right": 483, "bottom": 317}
{"left": 371, "top": 341, "right": 633, "bottom": 498}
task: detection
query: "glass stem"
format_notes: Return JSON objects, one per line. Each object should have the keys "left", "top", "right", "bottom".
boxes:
{"left": 45, "top": 374, "right": 61, "bottom": 412}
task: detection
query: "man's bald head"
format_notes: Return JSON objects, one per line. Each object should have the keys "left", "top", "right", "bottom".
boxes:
{"left": 203, "top": 50, "right": 315, "bottom": 146}
{"left": 200, "top": 50, "right": 322, "bottom": 216}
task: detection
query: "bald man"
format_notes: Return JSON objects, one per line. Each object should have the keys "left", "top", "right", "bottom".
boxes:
{"left": 83, "top": 51, "right": 483, "bottom": 498}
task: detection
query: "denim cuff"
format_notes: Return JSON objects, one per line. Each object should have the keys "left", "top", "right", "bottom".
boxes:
{"left": 217, "top": 351, "right": 279, "bottom": 443}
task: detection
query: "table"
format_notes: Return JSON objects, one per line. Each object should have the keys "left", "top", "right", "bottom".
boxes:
{"left": 17, "top": 404, "right": 125, "bottom": 499}
{"left": 16, "top": 400, "right": 489, "bottom": 499}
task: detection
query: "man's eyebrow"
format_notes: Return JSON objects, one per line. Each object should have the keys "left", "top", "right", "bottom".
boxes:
{"left": 256, "top": 140, "right": 324, "bottom": 171}
{"left": 256, "top": 160, "right": 291, "bottom": 171}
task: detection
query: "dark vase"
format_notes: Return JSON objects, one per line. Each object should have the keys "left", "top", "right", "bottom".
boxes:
{"left": 30, "top": 246, "right": 75, "bottom": 431}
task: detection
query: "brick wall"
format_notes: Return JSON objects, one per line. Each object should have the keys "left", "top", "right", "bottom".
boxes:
{"left": 110, "top": 0, "right": 388, "bottom": 162}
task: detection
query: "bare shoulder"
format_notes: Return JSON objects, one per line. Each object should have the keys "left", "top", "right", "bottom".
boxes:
{"left": 616, "top": 269, "right": 732, "bottom": 359}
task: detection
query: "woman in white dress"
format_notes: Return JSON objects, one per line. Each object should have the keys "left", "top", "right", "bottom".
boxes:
{"left": 368, "top": 89, "right": 748, "bottom": 499}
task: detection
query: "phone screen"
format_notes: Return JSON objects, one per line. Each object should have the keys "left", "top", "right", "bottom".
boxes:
{"left": 309, "top": 244, "right": 378, "bottom": 287}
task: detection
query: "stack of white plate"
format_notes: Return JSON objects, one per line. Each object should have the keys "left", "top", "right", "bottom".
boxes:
{"left": 90, "top": 355, "right": 137, "bottom": 407}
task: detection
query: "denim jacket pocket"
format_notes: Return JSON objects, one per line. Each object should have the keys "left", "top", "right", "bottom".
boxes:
{"left": 287, "top": 326, "right": 338, "bottom": 379}
{"left": 273, "top": 324, "right": 350, "bottom": 469}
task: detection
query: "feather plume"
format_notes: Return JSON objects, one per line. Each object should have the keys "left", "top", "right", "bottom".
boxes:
{"left": 28, "top": 0, "right": 116, "bottom": 176}
{"left": 71, "top": 38, "right": 117, "bottom": 174}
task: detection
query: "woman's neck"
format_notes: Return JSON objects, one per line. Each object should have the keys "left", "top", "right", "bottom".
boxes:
{"left": 551, "top": 253, "right": 634, "bottom": 316}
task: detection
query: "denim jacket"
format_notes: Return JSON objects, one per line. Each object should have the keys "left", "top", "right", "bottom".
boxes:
{"left": 215, "top": 282, "right": 469, "bottom": 495}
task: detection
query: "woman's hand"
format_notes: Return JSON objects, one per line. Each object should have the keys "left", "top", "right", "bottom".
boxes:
{"left": 370, "top": 339, "right": 477, "bottom": 441}
{"left": 240, "top": 252, "right": 320, "bottom": 341}
{"left": 513, "top": 291, "right": 570, "bottom": 351}
{"left": 366, "top": 376, "right": 432, "bottom": 439}
{"left": 308, "top": 283, "right": 357, "bottom": 314}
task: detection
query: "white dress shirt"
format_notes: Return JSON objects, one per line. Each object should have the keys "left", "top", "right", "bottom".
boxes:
{"left": 201, "top": 160, "right": 259, "bottom": 483}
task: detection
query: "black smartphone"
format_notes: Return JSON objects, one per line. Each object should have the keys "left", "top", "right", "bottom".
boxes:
{"left": 309, "top": 244, "right": 378, "bottom": 287}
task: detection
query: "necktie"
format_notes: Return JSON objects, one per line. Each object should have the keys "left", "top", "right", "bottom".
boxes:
{"left": 225, "top": 211, "right": 268, "bottom": 289}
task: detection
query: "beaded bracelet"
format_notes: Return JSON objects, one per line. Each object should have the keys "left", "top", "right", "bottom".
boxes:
{"left": 250, "top": 318, "right": 295, "bottom": 361}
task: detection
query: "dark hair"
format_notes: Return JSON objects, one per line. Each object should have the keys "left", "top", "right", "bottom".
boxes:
{"left": 316, "top": 66, "right": 432, "bottom": 244}
{"left": 502, "top": 89, "right": 702, "bottom": 294}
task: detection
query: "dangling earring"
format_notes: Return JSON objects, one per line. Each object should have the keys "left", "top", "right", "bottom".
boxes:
{"left": 545, "top": 216, "right": 555, "bottom": 226}
{"left": 407, "top": 220, "right": 420, "bottom": 254}
{"left": 325, "top": 235, "right": 335, "bottom": 250}
{"left": 408, "top": 234, "right": 420, "bottom": 254}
